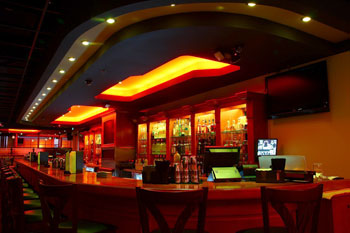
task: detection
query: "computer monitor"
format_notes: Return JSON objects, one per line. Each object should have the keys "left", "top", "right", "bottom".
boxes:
{"left": 257, "top": 139, "right": 278, "bottom": 156}
{"left": 203, "top": 146, "right": 240, "bottom": 174}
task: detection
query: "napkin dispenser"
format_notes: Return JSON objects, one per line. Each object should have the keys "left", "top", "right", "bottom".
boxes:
{"left": 256, "top": 169, "right": 285, "bottom": 183}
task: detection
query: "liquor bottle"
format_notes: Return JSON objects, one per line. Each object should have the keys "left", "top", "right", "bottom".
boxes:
{"left": 226, "top": 120, "right": 230, "bottom": 131}
{"left": 173, "top": 121, "right": 177, "bottom": 137}
{"left": 231, "top": 120, "right": 236, "bottom": 131}
{"left": 182, "top": 156, "right": 190, "bottom": 184}
{"left": 197, "top": 140, "right": 201, "bottom": 155}
{"left": 203, "top": 120, "right": 207, "bottom": 134}
{"left": 207, "top": 119, "right": 211, "bottom": 133}
{"left": 197, "top": 119, "right": 201, "bottom": 134}
{"left": 184, "top": 119, "right": 189, "bottom": 136}
{"left": 175, "top": 163, "right": 181, "bottom": 184}
{"left": 180, "top": 119, "right": 184, "bottom": 136}
{"left": 190, "top": 156, "right": 199, "bottom": 184}
{"left": 211, "top": 119, "right": 216, "bottom": 132}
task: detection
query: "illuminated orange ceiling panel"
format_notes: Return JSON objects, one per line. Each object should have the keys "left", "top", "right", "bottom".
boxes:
{"left": 7, "top": 129, "right": 40, "bottom": 133}
{"left": 52, "top": 105, "right": 112, "bottom": 125}
{"left": 96, "top": 55, "right": 240, "bottom": 102}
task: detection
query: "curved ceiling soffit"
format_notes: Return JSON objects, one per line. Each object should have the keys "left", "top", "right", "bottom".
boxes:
{"left": 31, "top": 12, "right": 337, "bottom": 122}
{"left": 22, "top": 1, "right": 345, "bottom": 124}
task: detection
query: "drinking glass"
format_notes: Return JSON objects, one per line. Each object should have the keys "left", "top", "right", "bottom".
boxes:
{"left": 313, "top": 163, "right": 323, "bottom": 181}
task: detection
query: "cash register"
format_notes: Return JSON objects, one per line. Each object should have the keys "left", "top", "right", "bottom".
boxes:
{"left": 204, "top": 146, "right": 241, "bottom": 182}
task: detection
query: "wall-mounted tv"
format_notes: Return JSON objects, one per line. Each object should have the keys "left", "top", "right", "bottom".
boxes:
{"left": 266, "top": 61, "right": 329, "bottom": 119}
{"left": 257, "top": 139, "right": 278, "bottom": 156}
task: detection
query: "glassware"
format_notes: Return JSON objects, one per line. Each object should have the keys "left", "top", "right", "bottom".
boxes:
{"left": 313, "top": 162, "right": 323, "bottom": 181}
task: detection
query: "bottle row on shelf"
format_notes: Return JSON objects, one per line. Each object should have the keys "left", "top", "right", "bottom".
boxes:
{"left": 172, "top": 118, "right": 191, "bottom": 137}
{"left": 196, "top": 119, "right": 216, "bottom": 135}
{"left": 171, "top": 138, "right": 191, "bottom": 156}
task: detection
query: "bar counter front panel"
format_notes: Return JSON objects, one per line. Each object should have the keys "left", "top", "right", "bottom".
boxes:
{"left": 15, "top": 159, "right": 348, "bottom": 233}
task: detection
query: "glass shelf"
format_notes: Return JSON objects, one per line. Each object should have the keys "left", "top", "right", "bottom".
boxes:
{"left": 221, "top": 129, "right": 247, "bottom": 134}
{"left": 171, "top": 135, "right": 191, "bottom": 138}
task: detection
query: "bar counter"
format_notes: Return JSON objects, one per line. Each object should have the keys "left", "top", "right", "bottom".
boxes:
{"left": 15, "top": 159, "right": 350, "bottom": 233}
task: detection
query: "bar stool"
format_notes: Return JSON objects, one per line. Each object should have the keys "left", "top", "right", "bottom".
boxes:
{"left": 236, "top": 184, "right": 323, "bottom": 233}
{"left": 5, "top": 175, "right": 44, "bottom": 233}
{"left": 136, "top": 187, "right": 208, "bottom": 233}
{"left": 38, "top": 180, "right": 116, "bottom": 233}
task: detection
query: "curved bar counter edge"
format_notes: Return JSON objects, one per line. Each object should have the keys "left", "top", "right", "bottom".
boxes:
{"left": 15, "top": 159, "right": 348, "bottom": 233}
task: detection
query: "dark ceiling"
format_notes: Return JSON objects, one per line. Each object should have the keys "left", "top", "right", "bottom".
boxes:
{"left": 0, "top": 0, "right": 349, "bottom": 128}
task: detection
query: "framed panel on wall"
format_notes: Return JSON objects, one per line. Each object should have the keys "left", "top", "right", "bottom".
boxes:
{"left": 102, "top": 112, "right": 116, "bottom": 148}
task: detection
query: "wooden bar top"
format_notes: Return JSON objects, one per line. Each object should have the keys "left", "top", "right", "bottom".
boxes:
{"left": 15, "top": 159, "right": 349, "bottom": 193}
{"left": 14, "top": 159, "right": 350, "bottom": 233}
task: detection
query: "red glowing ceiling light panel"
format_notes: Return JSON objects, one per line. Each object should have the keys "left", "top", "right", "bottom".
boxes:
{"left": 96, "top": 55, "right": 240, "bottom": 102}
{"left": 8, "top": 129, "right": 40, "bottom": 133}
{"left": 52, "top": 105, "right": 112, "bottom": 125}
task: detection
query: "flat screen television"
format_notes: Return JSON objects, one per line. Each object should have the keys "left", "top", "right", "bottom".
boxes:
{"left": 266, "top": 61, "right": 329, "bottom": 119}
{"left": 203, "top": 146, "right": 240, "bottom": 174}
{"left": 257, "top": 139, "right": 277, "bottom": 156}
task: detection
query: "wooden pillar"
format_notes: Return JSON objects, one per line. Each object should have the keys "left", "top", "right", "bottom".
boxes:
{"left": 15, "top": 134, "right": 18, "bottom": 148}
{"left": 215, "top": 107, "right": 221, "bottom": 146}
{"left": 166, "top": 118, "right": 170, "bottom": 160}
{"left": 37, "top": 133, "right": 40, "bottom": 148}
{"left": 191, "top": 113, "right": 196, "bottom": 155}
{"left": 147, "top": 122, "right": 151, "bottom": 164}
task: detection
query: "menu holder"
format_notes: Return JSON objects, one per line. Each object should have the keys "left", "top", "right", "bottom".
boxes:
{"left": 211, "top": 167, "right": 241, "bottom": 182}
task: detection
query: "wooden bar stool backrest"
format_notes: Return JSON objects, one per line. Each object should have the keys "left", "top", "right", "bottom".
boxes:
{"left": 136, "top": 187, "right": 208, "bottom": 233}
{"left": 6, "top": 175, "right": 25, "bottom": 233}
{"left": 38, "top": 181, "right": 78, "bottom": 233}
{"left": 261, "top": 184, "right": 323, "bottom": 233}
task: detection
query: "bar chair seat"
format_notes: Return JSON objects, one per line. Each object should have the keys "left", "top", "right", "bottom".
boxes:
{"left": 236, "top": 184, "right": 323, "bottom": 233}
{"left": 24, "top": 199, "right": 42, "bottom": 210}
{"left": 24, "top": 209, "right": 44, "bottom": 223}
{"left": 237, "top": 227, "right": 287, "bottom": 233}
{"left": 58, "top": 220, "right": 112, "bottom": 233}
{"left": 151, "top": 229, "right": 207, "bottom": 233}
{"left": 23, "top": 192, "right": 39, "bottom": 200}
{"left": 23, "top": 187, "right": 35, "bottom": 193}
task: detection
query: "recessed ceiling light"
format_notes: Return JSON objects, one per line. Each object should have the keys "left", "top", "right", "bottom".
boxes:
{"left": 170, "top": 4, "right": 175, "bottom": 7}
{"left": 35, "top": 103, "right": 38, "bottom": 105}
{"left": 30, "top": 110, "right": 33, "bottom": 112}
{"left": 47, "top": 87, "right": 51, "bottom": 90}
{"left": 52, "top": 79, "right": 58, "bottom": 83}
{"left": 106, "top": 18, "right": 115, "bottom": 24}
{"left": 38, "top": 98, "right": 42, "bottom": 101}
{"left": 68, "top": 57, "right": 76, "bottom": 62}
{"left": 42, "top": 93, "right": 46, "bottom": 96}
{"left": 118, "top": 81, "right": 122, "bottom": 84}
{"left": 59, "top": 69, "right": 65, "bottom": 74}
{"left": 81, "top": 40, "right": 90, "bottom": 46}
{"left": 302, "top": 16, "right": 311, "bottom": 22}
{"left": 248, "top": 2, "right": 256, "bottom": 7}
{"left": 33, "top": 106, "right": 36, "bottom": 109}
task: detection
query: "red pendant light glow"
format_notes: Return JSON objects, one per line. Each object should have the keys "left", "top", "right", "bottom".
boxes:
{"left": 96, "top": 55, "right": 240, "bottom": 102}
{"left": 52, "top": 105, "right": 112, "bottom": 125}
